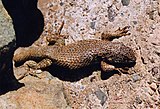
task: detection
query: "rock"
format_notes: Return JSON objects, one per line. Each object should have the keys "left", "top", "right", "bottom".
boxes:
{"left": 158, "top": 86, "right": 160, "bottom": 94}
{"left": 132, "top": 74, "right": 141, "bottom": 82}
{"left": 2, "top": 0, "right": 44, "bottom": 47}
{"left": 0, "top": 0, "right": 15, "bottom": 71}
{"left": 63, "top": 82, "right": 108, "bottom": 109}
{"left": 0, "top": 0, "right": 21, "bottom": 94}
{"left": 0, "top": 1, "right": 15, "bottom": 49}
{"left": 95, "top": 89, "right": 107, "bottom": 106}
{"left": 151, "top": 67, "right": 159, "bottom": 76}
{"left": 150, "top": 83, "right": 157, "bottom": 91}
{"left": 121, "top": 0, "right": 130, "bottom": 6}
{"left": 0, "top": 79, "right": 70, "bottom": 109}
{"left": 148, "top": 87, "right": 155, "bottom": 96}
{"left": 135, "top": 96, "right": 142, "bottom": 104}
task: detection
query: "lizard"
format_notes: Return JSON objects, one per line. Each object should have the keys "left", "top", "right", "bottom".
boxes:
{"left": 13, "top": 24, "right": 136, "bottom": 80}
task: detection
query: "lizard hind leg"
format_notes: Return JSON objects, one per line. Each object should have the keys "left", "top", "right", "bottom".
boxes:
{"left": 25, "top": 58, "right": 53, "bottom": 69}
{"left": 17, "top": 59, "right": 52, "bottom": 80}
{"left": 101, "top": 26, "right": 131, "bottom": 41}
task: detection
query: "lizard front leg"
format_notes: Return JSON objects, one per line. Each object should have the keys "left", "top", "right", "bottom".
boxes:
{"left": 100, "top": 61, "right": 128, "bottom": 75}
{"left": 101, "top": 26, "right": 130, "bottom": 41}
{"left": 101, "top": 61, "right": 115, "bottom": 72}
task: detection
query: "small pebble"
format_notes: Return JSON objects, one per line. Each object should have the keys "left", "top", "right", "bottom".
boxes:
{"left": 150, "top": 83, "right": 157, "bottom": 91}
{"left": 121, "top": 0, "right": 130, "bottom": 6}
{"left": 151, "top": 67, "right": 159, "bottom": 76}
{"left": 147, "top": 78, "right": 153, "bottom": 84}
{"left": 36, "top": 70, "right": 43, "bottom": 74}
{"left": 133, "top": 21, "right": 138, "bottom": 25}
{"left": 158, "top": 86, "right": 160, "bottom": 94}
{"left": 60, "top": 2, "right": 64, "bottom": 6}
{"left": 135, "top": 96, "right": 142, "bottom": 104}
{"left": 95, "top": 89, "right": 107, "bottom": 106}
{"left": 148, "top": 87, "right": 154, "bottom": 96}
{"left": 151, "top": 95, "right": 158, "bottom": 102}
{"left": 132, "top": 74, "right": 141, "bottom": 82}
{"left": 90, "top": 21, "right": 96, "bottom": 29}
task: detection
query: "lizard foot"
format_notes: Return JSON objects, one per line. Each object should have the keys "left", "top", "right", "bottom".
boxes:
{"left": 17, "top": 60, "right": 42, "bottom": 80}
{"left": 115, "top": 26, "right": 131, "bottom": 36}
{"left": 115, "top": 68, "right": 129, "bottom": 75}
{"left": 101, "top": 26, "right": 131, "bottom": 41}
{"left": 101, "top": 61, "right": 129, "bottom": 75}
{"left": 17, "top": 69, "right": 42, "bottom": 80}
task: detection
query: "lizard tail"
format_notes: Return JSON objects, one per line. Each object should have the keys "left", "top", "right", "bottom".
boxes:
{"left": 13, "top": 46, "right": 47, "bottom": 63}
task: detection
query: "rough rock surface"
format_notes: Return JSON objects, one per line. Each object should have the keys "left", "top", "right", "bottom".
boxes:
{"left": 0, "top": 0, "right": 20, "bottom": 94}
{"left": 0, "top": 77, "right": 70, "bottom": 109}
{"left": 2, "top": 0, "right": 44, "bottom": 47}
{"left": 1, "top": 0, "right": 160, "bottom": 108}
{"left": 0, "top": 0, "right": 15, "bottom": 72}
{"left": 0, "top": 0, "right": 15, "bottom": 49}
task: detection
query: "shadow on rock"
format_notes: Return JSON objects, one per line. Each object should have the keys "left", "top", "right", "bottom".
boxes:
{"left": 0, "top": 44, "right": 24, "bottom": 95}
{"left": 2, "top": 0, "right": 44, "bottom": 47}
{"left": 0, "top": 66, "right": 24, "bottom": 95}
{"left": 101, "top": 70, "right": 119, "bottom": 80}
{"left": 47, "top": 64, "right": 116, "bottom": 82}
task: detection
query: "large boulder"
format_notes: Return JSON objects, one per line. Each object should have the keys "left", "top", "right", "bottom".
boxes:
{"left": 2, "top": 0, "right": 44, "bottom": 47}
{"left": 0, "top": 0, "right": 15, "bottom": 76}
{"left": 0, "top": 0, "right": 22, "bottom": 94}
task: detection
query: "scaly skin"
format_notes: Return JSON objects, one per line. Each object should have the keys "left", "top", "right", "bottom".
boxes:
{"left": 13, "top": 39, "right": 136, "bottom": 70}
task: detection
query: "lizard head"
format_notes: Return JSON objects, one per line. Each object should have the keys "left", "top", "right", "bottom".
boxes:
{"left": 103, "top": 42, "right": 136, "bottom": 68}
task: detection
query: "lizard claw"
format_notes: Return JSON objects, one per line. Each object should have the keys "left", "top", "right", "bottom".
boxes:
{"left": 101, "top": 26, "right": 131, "bottom": 41}
{"left": 17, "top": 68, "right": 42, "bottom": 80}
{"left": 17, "top": 61, "right": 42, "bottom": 80}
{"left": 115, "top": 67, "right": 129, "bottom": 75}
{"left": 115, "top": 26, "right": 131, "bottom": 36}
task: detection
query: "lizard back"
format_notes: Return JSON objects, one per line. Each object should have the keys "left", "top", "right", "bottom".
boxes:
{"left": 14, "top": 39, "right": 136, "bottom": 69}
{"left": 46, "top": 40, "right": 136, "bottom": 69}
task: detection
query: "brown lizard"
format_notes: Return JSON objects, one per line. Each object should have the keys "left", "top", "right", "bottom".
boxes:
{"left": 13, "top": 25, "right": 136, "bottom": 79}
